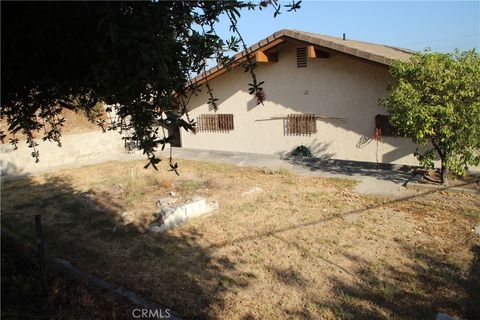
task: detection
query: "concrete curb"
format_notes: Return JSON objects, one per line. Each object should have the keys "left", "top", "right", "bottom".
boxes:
{"left": 404, "top": 182, "right": 479, "bottom": 194}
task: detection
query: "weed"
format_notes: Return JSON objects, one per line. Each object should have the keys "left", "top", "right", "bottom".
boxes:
{"left": 318, "top": 237, "right": 339, "bottom": 246}
{"left": 143, "top": 175, "right": 161, "bottom": 187}
{"left": 237, "top": 202, "right": 256, "bottom": 212}
{"left": 125, "top": 190, "right": 144, "bottom": 206}
{"left": 260, "top": 167, "right": 291, "bottom": 175}
{"left": 301, "top": 191, "right": 324, "bottom": 202}
{"left": 329, "top": 177, "right": 358, "bottom": 189}
{"left": 463, "top": 209, "right": 480, "bottom": 219}
{"left": 202, "top": 162, "right": 230, "bottom": 173}
{"left": 336, "top": 290, "right": 357, "bottom": 304}
{"left": 331, "top": 307, "right": 356, "bottom": 320}
{"left": 376, "top": 280, "right": 395, "bottom": 299}
{"left": 178, "top": 180, "right": 203, "bottom": 191}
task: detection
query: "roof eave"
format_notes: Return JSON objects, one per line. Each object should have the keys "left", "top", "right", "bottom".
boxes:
{"left": 188, "top": 29, "right": 413, "bottom": 87}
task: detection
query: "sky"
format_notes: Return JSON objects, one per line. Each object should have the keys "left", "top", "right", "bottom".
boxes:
{"left": 212, "top": 1, "right": 480, "bottom": 53}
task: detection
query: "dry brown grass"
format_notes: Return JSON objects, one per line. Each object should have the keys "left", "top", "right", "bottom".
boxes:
{"left": 2, "top": 159, "right": 479, "bottom": 319}
{"left": 0, "top": 108, "right": 105, "bottom": 142}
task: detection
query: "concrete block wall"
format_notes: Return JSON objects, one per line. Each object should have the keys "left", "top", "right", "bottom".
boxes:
{"left": 0, "top": 130, "right": 127, "bottom": 177}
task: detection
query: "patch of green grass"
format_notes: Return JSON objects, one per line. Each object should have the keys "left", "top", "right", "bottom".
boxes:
{"left": 376, "top": 280, "right": 396, "bottom": 299}
{"left": 237, "top": 202, "right": 256, "bottom": 213}
{"left": 463, "top": 209, "right": 480, "bottom": 219}
{"left": 375, "top": 231, "right": 388, "bottom": 240}
{"left": 351, "top": 221, "right": 366, "bottom": 229}
{"left": 318, "top": 237, "right": 339, "bottom": 246}
{"left": 329, "top": 177, "right": 358, "bottom": 189}
{"left": 331, "top": 211, "right": 345, "bottom": 219}
{"left": 260, "top": 167, "right": 291, "bottom": 175}
{"left": 218, "top": 274, "right": 236, "bottom": 285}
{"left": 199, "top": 161, "right": 231, "bottom": 173}
{"left": 125, "top": 190, "right": 144, "bottom": 206}
{"left": 177, "top": 180, "right": 203, "bottom": 192}
{"left": 301, "top": 191, "right": 324, "bottom": 202}
{"left": 408, "top": 282, "right": 429, "bottom": 298}
{"left": 336, "top": 290, "right": 358, "bottom": 304}
{"left": 331, "top": 307, "right": 356, "bottom": 320}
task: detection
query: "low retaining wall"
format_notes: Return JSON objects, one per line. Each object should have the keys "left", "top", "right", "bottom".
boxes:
{"left": 0, "top": 130, "right": 129, "bottom": 177}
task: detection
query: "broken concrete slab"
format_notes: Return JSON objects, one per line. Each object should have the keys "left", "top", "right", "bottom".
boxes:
{"left": 183, "top": 197, "right": 208, "bottom": 219}
{"left": 156, "top": 197, "right": 178, "bottom": 208}
{"left": 148, "top": 224, "right": 162, "bottom": 233}
{"left": 151, "top": 197, "right": 218, "bottom": 232}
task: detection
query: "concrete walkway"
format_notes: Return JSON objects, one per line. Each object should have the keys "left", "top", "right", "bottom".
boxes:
{"left": 163, "top": 148, "right": 418, "bottom": 197}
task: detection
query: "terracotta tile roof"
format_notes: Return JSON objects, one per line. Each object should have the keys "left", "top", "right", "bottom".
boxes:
{"left": 289, "top": 29, "right": 415, "bottom": 62}
{"left": 190, "top": 29, "right": 414, "bottom": 85}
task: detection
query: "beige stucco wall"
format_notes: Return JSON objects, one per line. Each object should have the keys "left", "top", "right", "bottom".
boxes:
{"left": 181, "top": 42, "right": 422, "bottom": 166}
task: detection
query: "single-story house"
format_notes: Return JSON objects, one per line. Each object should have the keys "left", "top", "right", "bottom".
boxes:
{"left": 180, "top": 29, "right": 420, "bottom": 166}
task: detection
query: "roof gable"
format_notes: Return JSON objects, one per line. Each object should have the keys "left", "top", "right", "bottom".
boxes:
{"left": 190, "top": 29, "right": 414, "bottom": 86}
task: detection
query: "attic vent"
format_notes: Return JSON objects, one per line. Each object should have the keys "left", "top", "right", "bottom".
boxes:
{"left": 296, "top": 47, "right": 307, "bottom": 68}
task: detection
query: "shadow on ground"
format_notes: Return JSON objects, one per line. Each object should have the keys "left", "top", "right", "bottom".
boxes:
{"left": 1, "top": 174, "right": 245, "bottom": 319}
{"left": 1, "top": 170, "right": 478, "bottom": 319}
{"left": 205, "top": 184, "right": 479, "bottom": 319}
{"left": 283, "top": 155, "right": 415, "bottom": 184}
{"left": 302, "top": 241, "right": 480, "bottom": 320}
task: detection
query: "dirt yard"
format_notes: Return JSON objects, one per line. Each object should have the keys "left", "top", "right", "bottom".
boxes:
{"left": 2, "top": 159, "right": 479, "bottom": 319}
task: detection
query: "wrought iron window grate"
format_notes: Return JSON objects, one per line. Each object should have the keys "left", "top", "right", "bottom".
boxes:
{"left": 286, "top": 114, "right": 317, "bottom": 135}
{"left": 196, "top": 114, "right": 234, "bottom": 132}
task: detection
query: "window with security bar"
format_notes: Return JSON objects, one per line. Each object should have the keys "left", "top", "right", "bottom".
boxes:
{"left": 286, "top": 114, "right": 317, "bottom": 135}
{"left": 196, "top": 114, "right": 234, "bottom": 132}
{"left": 374, "top": 114, "right": 397, "bottom": 137}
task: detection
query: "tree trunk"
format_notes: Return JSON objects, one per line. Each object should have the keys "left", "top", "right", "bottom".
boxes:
{"left": 431, "top": 139, "right": 448, "bottom": 186}
{"left": 440, "top": 159, "right": 448, "bottom": 186}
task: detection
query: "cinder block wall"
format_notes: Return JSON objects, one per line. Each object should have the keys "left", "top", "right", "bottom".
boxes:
{"left": 1, "top": 130, "right": 127, "bottom": 176}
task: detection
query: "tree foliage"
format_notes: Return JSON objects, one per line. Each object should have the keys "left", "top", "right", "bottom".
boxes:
{"left": 1, "top": 1, "right": 300, "bottom": 170}
{"left": 380, "top": 50, "right": 480, "bottom": 183}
